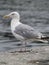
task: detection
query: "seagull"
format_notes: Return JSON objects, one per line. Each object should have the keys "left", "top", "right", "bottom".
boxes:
{"left": 3, "top": 11, "right": 48, "bottom": 51}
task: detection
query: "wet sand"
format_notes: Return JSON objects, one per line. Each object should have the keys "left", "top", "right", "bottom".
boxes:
{"left": 0, "top": 46, "right": 49, "bottom": 65}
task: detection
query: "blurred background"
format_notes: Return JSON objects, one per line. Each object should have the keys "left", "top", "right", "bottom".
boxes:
{"left": 0, "top": 0, "right": 49, "bottom": 51}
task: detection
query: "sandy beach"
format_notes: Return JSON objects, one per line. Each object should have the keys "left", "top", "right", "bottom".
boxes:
{"left": 0, "top": 46, "right": 49, "bottom": 65}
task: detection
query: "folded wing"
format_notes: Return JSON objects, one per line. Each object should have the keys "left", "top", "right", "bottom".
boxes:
{"left": 14, "top": 23, "right": 42, "bottom": 39}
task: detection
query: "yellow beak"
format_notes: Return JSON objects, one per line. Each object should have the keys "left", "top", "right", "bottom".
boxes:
{"left": 3, "top": 15, "right": 10, "bottom": 19}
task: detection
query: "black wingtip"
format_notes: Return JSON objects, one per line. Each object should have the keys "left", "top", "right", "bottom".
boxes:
{"left": 41, "top": 36, "right": 49, "bottom": 40}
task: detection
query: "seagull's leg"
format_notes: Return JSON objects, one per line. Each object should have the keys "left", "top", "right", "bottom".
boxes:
{"left": 22, "top": 41, "right": 27, "bottom": 51}
{"left": 20, "top": 41, "right": 25, "bottom": 52}
{"left": 20, "top": 41, "right": 27, "bottom": 52}
{"left": 20, "top": 41, "right": 23, "bottom": 52}
{"left": 24, "top": 41, "right": 27, "bottom": 51}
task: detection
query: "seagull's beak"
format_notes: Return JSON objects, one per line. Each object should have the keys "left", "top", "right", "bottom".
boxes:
{"left": 3, "top": 15, "right": 10, "bottom": 19}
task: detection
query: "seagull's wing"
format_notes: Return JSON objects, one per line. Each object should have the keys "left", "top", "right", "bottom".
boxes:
{"left": 14, "top": 23, "right": 42, "bottom": 39}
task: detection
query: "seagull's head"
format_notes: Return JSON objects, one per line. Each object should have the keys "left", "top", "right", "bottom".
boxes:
{"left": 3, "top": 12, "right": 20, "bottom": 20}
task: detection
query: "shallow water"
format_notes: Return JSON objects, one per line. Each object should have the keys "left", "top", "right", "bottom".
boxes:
{"left": 0, "top": 0, "right": 49, "bottom": 52}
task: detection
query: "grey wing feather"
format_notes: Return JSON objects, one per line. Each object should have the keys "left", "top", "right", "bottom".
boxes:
{"left": 14, "top": 24, "right": 42, "bottom": 39}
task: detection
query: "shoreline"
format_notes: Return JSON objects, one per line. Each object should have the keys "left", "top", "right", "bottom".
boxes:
{"left": 0, "top": 46, "right": 49, "bottom": 65}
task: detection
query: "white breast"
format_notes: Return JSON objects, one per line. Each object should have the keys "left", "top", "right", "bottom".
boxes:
{"left": 11, "top": 19, "right": 24, "bottom": 40}
{"left": 11, "top": 19, "right": 21, "bottom": 31}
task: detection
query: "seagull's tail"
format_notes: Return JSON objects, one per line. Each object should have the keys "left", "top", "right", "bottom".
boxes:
{"left": 40, "top": 35, "right": 49, "bottom": 43}
{"left": 38, "top": 39, "right": 48, "bottom": 43}
{"left": 27, "top": 35, "right": 48, "bottom": 43}
{"left": 41, "top": 36, "right": 49, "bottom": 39}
